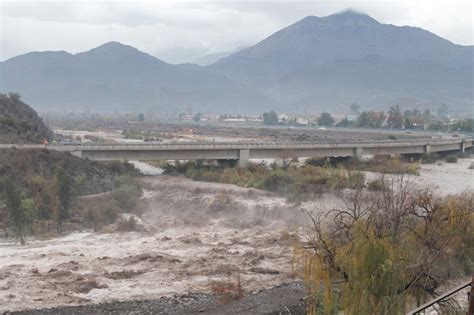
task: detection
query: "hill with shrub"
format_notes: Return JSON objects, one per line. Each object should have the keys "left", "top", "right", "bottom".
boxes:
{"left": 0, "top": 93, "right": 53, "bottom": 144}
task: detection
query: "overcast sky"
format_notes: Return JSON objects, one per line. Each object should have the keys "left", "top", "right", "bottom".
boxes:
{"left": 0, "top": 0, "right": 472, "bottom": 63}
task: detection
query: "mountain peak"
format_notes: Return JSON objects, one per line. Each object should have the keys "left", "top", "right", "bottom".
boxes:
{"left": 293, "top": 10, "right": 379, "bottom": 30}
{"left": 324, "top": 9, "right": 379, "bottom": 26}
{"left": 85, "top": 41, "right": 139, "bottom": 54}
{"left": 75, "top": 41, "right": 162, "bottom": 63}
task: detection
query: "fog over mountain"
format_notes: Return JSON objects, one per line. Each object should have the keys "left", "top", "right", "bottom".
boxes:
{"left": 1, "top": 10, "right": 472, "bottom": 114}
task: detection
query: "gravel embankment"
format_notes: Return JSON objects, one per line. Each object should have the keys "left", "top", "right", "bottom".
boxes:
{"left": 8, "top": 282, "right": 306, "bottom": 315}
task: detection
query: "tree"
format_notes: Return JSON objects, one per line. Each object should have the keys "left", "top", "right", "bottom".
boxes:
{"left": 193, "top": 112, "right": 203, "bottom": 122}
{"left": 350, "top": 102, "right": 361, "bottom": 114}
{"left": 437, "top": 104, "right": 449, "bottom": 118}
{"left": 357, "top": 111, "right": 386, "bottom": 128}
{"left": 137, "top": 113, "right": 145, "bottom": 122}
{"left": 404, "top": 117, "right": 413, "bottom": 129}
{"left": 317, "top": 112, "right": 335, "bottom": 127}
{"left": 294, "top": 174, "right": 473, "bottom": 314}
{"left": 55, "top": 167, "right": 73, "bottom": 233}
{"left": 263, "top": 111, "right": 279, "bottom": 125}
{"left": 387, "top": 105, "right": 403, "bottom": 129}
{"left": 422, "top": 109, "right": 431, "bottom": 124}
{"left": 356, "top": 111, "right": 371, "bottom": 127}
{"left": 8, "top": 92, "right": 21, "bottom": 103}
{"left": 0, "top": 178, "right": 31, "bottom": 245}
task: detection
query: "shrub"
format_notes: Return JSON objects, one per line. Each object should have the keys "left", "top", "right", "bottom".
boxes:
{"left": 367, "top": 179, "right": 386, "bottom": 191}
{"left": 469, "top": 163, "right": 474, "bottom": 170}
{"left": 111, "top": 184, "right": 142, "bottom": 213}
{"left": 259, "top": 171, "right": 294, "bottom": 193}
{"left": 444, "top": 154, "right": 458, "bottom": 163}
{"left": 420, "top": 153, "right": 439, "bottom": 164}
{"left": 116, "top": 216, "right": 137, "bottom": 232}
{"left": 347, "top": 172, "right": 365, "bottom": 189}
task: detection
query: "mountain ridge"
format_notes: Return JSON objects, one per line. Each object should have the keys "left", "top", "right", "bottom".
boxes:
{"left": 1, "top": 11, "right": 472, "bottom": 114}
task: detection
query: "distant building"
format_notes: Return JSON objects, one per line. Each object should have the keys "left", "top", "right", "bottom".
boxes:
{"left": 278, "top": 114, "right": 289, "bottom": 123}
{"left": 178, "top": 113, "right": 194, "bottom": 121}
{"left": 223, "top": 118, "right": 247, "bottom": 122}
{"left": 296, "top": 117, "right": 309, "bottom": 125}
{"left": 346, "top": 114, "right": 358, "bottom": 122}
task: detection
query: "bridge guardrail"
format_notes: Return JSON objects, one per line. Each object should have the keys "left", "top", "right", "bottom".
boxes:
{"left": 0, "top": 137, "right": 472, "bottom": 151}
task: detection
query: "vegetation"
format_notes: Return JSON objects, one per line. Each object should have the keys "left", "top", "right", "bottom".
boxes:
{"left": 0, "top": 149, "right": 140, "bottom": 243}
{"left": 193, "top": 112, "right": 203, "bottom": 122}
{"left": 78, "top": 176, "right": 143, "bottom": 231}
{"left": 55, "top": 167, "right": 73, "bottom": 233}
{"left": 420, "top": 153, "right": 439, "bottom": 164}
{"left": 444, "top": 154, "right": 458, "bottom": 163}
{"left": 0, "top": 178, "right": 33, "bottom": 245}
{"left": 356, "top": 111, "right": 386, "bottom": 128}
{"left": 317, "top": 112, "right": 335, "bottom": 127}
{"left": 341, "top": 155, "right": 420, "bottom": 175}
{"left": 164, "top": 160, "right": 368, "bottom": 202}
{"left": 263, "top": 110, "right": 279, "bottom": 125}
{"left": 294, "top": 178, "right": 474, "bottom": 314}
{"left": 387, "top": 105, "right": 404, "bottom": 129}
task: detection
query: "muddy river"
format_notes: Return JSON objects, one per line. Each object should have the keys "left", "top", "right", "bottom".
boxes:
{"left": 0, "top": 159, "right": 472, "bottom": 312}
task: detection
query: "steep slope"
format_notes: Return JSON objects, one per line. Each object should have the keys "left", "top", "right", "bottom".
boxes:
{"left": 0, "top": 42, "right": 274, "bottom": 114}
{"left": 212, "top": 10, "right": 473, "bottom": 112}
{"left": 0, "top": 93, "right": 53, "bottom": 143}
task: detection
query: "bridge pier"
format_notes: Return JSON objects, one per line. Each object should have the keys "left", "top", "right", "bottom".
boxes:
{"left": 238, "top": 149, "right": 249, "bottom": 168}
{"left": 461, "top": 140, "right": 466, "bottom": 153}
{"left": 353, "top": 147, "right": 363, "bottom": 159}
{"left": 425, "top": 144, "right": 431, "bottom": 154}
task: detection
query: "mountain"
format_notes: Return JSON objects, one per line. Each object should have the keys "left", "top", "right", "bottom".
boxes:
{"left": 193, "top": 46, "right": 248, "bottom": 66}
{"left": 0, "top": 42, "right": 273, "bottom": 114}
{"left": 0, "top": 93, "right": 53, "bottom": 143}
{"left": 211, "top": 10, "right": 473, "bottom": 113}
{"left": 1, "top": 11, "right": 472, "bottom": 114}
{"left": 193, "top": 51, "right": 233, "bottom": 66}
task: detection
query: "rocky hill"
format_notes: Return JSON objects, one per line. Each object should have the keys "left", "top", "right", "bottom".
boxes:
{"left": 0, "top": 93, "right": 53, "bottom": 143}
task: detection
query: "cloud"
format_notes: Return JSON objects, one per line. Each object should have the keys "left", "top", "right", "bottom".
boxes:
{"left": 0, "top": 0, "right": 472, "bottom": 63}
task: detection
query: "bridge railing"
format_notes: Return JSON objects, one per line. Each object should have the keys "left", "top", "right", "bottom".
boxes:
{"left": 407, "top": 277, "right": 473, "bottom": 314}
{"left": 0, "top": 137, "right": 472, "bottom": 151}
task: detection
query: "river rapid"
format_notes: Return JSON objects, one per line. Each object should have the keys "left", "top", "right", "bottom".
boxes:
{"left": 0, "top": 158, "right": 473, "bottom": 312}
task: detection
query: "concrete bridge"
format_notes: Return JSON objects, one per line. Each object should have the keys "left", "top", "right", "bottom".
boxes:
{"left": 1, "top": 137, "right": 472, "bottom": 166}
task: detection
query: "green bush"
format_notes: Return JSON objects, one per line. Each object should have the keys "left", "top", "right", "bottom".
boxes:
{"left": 367, "top": 179, "right": 386, "bottom": 191}
{"left": 420, "top": 153, "right": 439, "bottom": 164}
{"left": 444, "top": 154, "right": 458, "bottom": 163}
{"left": 260, "top": 171, "right": 294, "bottom": 194}
{"left": 111, "top": 184, "right": 142, "bottom": 213}
{"left": 348, "top": 172, "right": 365, "bottom": 189}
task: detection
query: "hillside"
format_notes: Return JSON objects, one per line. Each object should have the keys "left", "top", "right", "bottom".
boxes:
{"left": 0, "top": 42, "right": 273, "bottom": 114}
{"left": 212, "top": 10, "right": 473, "bottom": 113}
{"left": 0, "top": 148, "right": 137, "bottom": 196}
{"left": 0, "top": 11, "right": 472, "bottom": 114}
{"left": 0, "top": 93, "right": 53, "bottom": 143}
